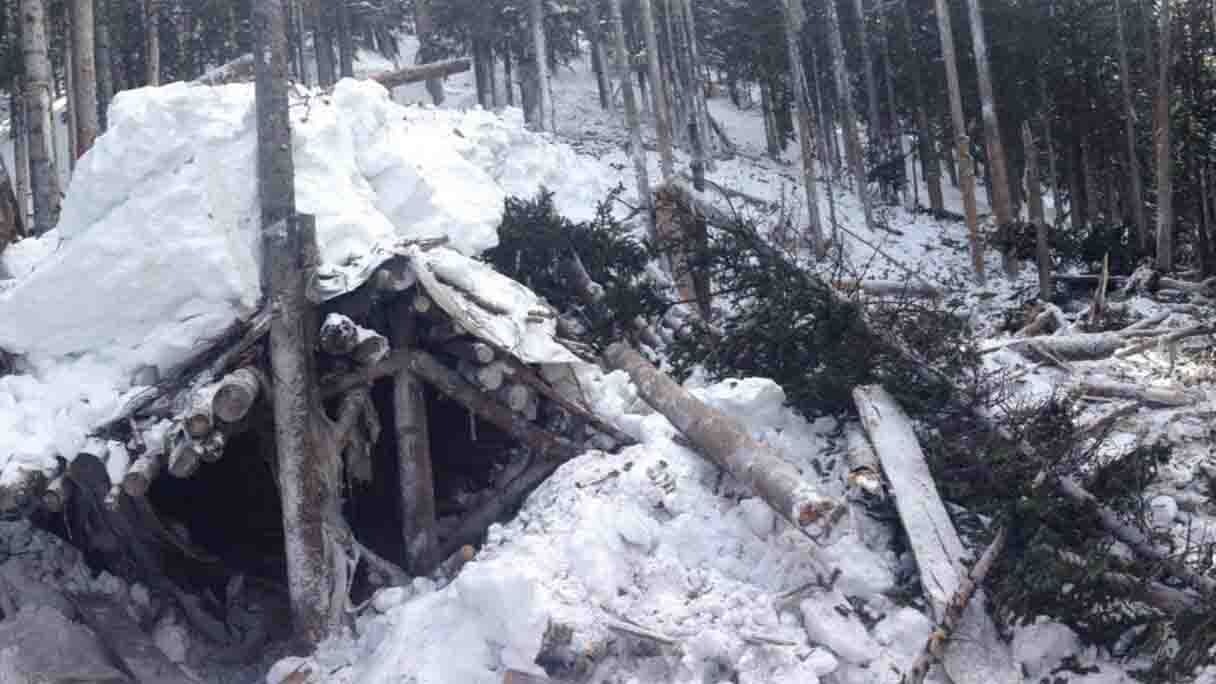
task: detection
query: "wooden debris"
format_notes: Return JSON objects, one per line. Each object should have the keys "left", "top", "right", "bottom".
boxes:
{"left": 1015, "top": 302, "right": 1067, "bottom": 337}
{"left": 1115, "top": 322, "right": 1213, "bottom": 358}
{"left": 68, "top": 593, "right": 198, "bottom": 683}
{"left": 194, "top": 53, "right": 255, "bottom": 86}
{"left": 122, "top": 455, "right": 162, "bottom": 498}
{"left": 212, "top": 367, "right": 264, "bottom": 423}
{"left": 1073, "top": 377, "right": 1196, "bottom": 407}
{"left": 1054, "top": 548, "right": 1200, "bottom": 616}
{"left": 835, "top": 279, "right": 942, "bottom": 300}
{"left": 901, "top": 526, "right": 1009, "bottom": 684}
{"left": 498, "top": 383, "right": 539, "bottom": 421}
{"left": 436, "top": 544, "right": 476, "bottom": 578}
{"left": 853, "top": 386, "right": 1019, "bottom": 684}
{"left": 388, "top": 298, "right": 437, "bottom": 576}
{"left": 371, "top": 57, "right": 472, "bottom": 90}
{"left": 604, "top": 342, "right": 839, "bottom": 530}
{"left": 319, "top": 313, "right": 390, "bottom": 365}
{"left": 444, "top": 339, "right": 496, "bottom": 364}
{"left": 184, "top": 384, "right": 218, "bottom": 438}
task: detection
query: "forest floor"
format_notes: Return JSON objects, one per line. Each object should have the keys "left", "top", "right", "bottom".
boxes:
{"left": 0, "top": 37, "right": 1213, "bottom": 684}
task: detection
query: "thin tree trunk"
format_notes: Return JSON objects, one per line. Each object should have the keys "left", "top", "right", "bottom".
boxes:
{"left": 781, "top": 0, "right": 825, "bottom": 256}
{"left": 934, "top": 0, "right": 983, "bottom": 280}
{"left": 678, "top": 0, "right": 712, "bottom": 163}
{"left": 588, "top": 12, "right": 610, "bottom": 110}
{"left": 314, "top": 14, "right": 335, "bottom": 87}
{"left": 610, "top": 0, "right": 653, "bottom": 238}
{"left": 502, "top": 45, "right": 514, "bottom": 107}
{"left": 662, "top": 0, "right": 688, "bottom": 147}
{"left": 65, "top": 11, "right": 78, "bottom": 173}
{"left": 900, "top": 0, "right": 942, "bottom": 212}
{"left": 827, "top": 0, "right": 876, "bottom": 231}
{"left": 94, "top": 0, "right": 112, "bottom": 131}
{"left": 22, "top": 0, "right": 61, "bottom": 236}
{"left": 529, "top": 0, "right": 551, "bottom": 132}
{"left": 807, "top": 38, "right": 834, "bottom": 186}
{"left": 1024, "top": 122, "right": 1051, "bottom": 300}
{"left": 965, "top": 0, "right": 1013, "bottom": 277}
{"left": 1199, "top": 167, "right": 1212, "bottom": 276}
{"left": 255, "top": 0, "right": 339, "bottom": 643}
{"left": 852, "top": 0, "right": 883, "bottom": 189}
{"left": 414, "top": 0, "right": 442, "bottom": 104}
{"left": 1038, "top": 72, "right": 1062, "bottom": 228}
{"left": 1081, "top": 136, "right": 1101, "bottom": 224}
{"left": 1067, "top": 137, "right": 1085, "bottom": 230}
{"left": 878, "top": 7, "right": 907, "bottom": 207}
{"left": 1114, "top": 0, "right": 1147, "bottom": 249}
{"left": 143, "top": 0, "right": 159, "bottom": 86}
{"left": 639, "top": 0, "right": 674, "bottom": 180}
{"left": 336, "top": 0, "right": 354, "bottom": 78}
{"left": 1154, "top": 0, "right": 1174, "bottom": 270}
{"left": 71, "top": 0, "right": 99, "bottom": 158}
{"left": 760, "top": 80, "right": 780, "bottom": 160}
{"left": 12, "top": 87, "right": 30, "bottom": 232}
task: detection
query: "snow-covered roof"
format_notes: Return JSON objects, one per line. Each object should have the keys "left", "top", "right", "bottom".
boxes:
{"left": 0, "top": 78, "right": 613, "bottom": 485}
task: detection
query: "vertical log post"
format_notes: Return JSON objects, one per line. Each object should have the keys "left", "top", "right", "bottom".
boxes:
{"left": 389, "top": 296, "right": 436, "bottom": 575}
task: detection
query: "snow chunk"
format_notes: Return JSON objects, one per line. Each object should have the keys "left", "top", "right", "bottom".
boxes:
{"left": 1011, "top": 620, "right": 1083, "bottom": 678}
{"left": 800, "top": 595, "right": 878, "bottom": 665}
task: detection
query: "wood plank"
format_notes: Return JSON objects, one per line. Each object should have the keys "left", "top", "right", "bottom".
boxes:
{"left": 853, "top": 385, "right": 1019, "bottom": 684}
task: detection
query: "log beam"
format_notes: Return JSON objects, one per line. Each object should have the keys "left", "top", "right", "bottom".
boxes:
{"left": 388, "top": 298, "right": 437, "bottom": 576}
{"left": 371, "top": 58, "right": 472, "bottom": 90}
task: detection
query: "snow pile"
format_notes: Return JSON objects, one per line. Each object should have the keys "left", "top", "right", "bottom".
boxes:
{"left": 290, "top": 374, "right": 929, "bottom": 684}
{"left": 0, "top": 77, "right": 618, "bottom": 484}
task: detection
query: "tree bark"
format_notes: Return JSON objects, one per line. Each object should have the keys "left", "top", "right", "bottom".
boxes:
{"left": 256, "top": 0, "right": 338, "bottom": 642}
{"left": 605, "top": 342, "right": 840, "bottom": 529}
{"left": 677, "top": 0, "right": 712, "bottom": 163}
{"left": 781, "top": 0, "right": 825, "bottom": 256}
{"left": 760, "top": 80, "right": 780, "bottom": 160}
{"left": 1023, "top": 123, "right": 1052, "bottom": 301}
{"left": 313, "top": 3, "right": 335, "bottom": 87}
{"left": 12, "top": 85, "right": 30, "bottom": 233}
{"left": 853, "top": 386, "right": 1019, "bottom": 684}
{"left": 609, "top": 0, "right": 654, "bottom": 238}
{"left": 587, "top": 9, "right": 610, "bottom": 111}
{"left": 1154, "top": 0, "right": 1174, "bottom": 270}
{"left": 852, "top": 0, "right": 883, "bottom": 180}
{"left": 1114, "top": 0, "right": 1147, "bottom": 250}
{"left": 143, "top": 0, "right": 159, "bottom": 85}
{"left": 899, "top": 0, "right": 942, "bottom": 212}
{"left": 389, "top": 298, "right": 436, "bottom": 575}
{"left": 528, "top": 0, "right": 551, "bottom": 132}
{"left": 934, "top": 0, "right": 983, "bottom": 280}
{"left": 0, "top": 153, "right": 22, "bottom": 251}
{"left": 372, "top": 58, "right": 471, "bottom": 91}
{"left": 336, "top": 0, "right": 354, "bottom": 78}
{"left": 639, "top": 0, "right": 674, "bottom": 181}
{"left": 22, "top": 0, "right": 61, "bottom": 236}
{"left": 71, "top": 0, "right": 99, "bottom": 158}
{"left": 964, "top": 0, "right": 1013, "bottom": 276}
{"left": 826, "top": 0, "right": 875, "bottom": 231}
{"left": 94, "top": 0, "right": 112, "bottom": 131}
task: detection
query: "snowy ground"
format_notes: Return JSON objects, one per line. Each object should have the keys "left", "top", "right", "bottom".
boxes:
{"left": 0, "top": 35, "right": 1213, "bottom": 684}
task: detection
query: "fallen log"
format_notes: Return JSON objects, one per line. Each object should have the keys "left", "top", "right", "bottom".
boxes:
{"left": 194, "top": 53, "right": 255, "bottom": 86}
{"left": 319, "top": 313, "right": 390, "bottom": 366}
{"left": 901, "top": 526, "right": 1009, "bottom": 684}
{"left": 502, "top": 357, "right": 638, "bottom": 447}
{"left": 1015, "top": 302, "right": 1067, "bottom": 337}
{"left": 1054, "top": 476, "right": 1216, "bottom": 597}
{"left": 1072, "top": 377, "right": 1196, "bottom": 407}
{"left": 604, "top": 342, "right": 839, "bottom": 530}
{"left": 835, "top": 279, "right": 942, "bottom": 300}
{"left": 498, "top": 383, "right": 539, "bottom": 421}
{"left": 212, "top": 367, "right": 264, "bottom": 423}
{"left": 122, "top": 455, "right": 162, "bottom": 498}
{"left": 1115, "top": 322, "right": 1213, "bottom": 358}
{"left": 853, "top": 386, "right": 1019, "bottom": 684}
{"left": 1054, "top": 548, "right": 1201, "bottom": 616}
{"left": 68, "top": 593, "right": 198, "bottom": 684}
{"left": 371, "top": 58, "right": 472, "bottom": 90}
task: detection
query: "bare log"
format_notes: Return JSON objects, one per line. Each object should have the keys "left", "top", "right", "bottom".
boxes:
{"left": 501, "top": 357, "right": 638, "bottom": 448}
{"left": 388, "top": 297, "right": 436, "bottom": 576}
{"left": 1004, "top": 331, "right": 1147, "bottom": 360}
{"left": 835, "top": 279, "right": 942, "bottom": 300}
{"left": 167, "top": 429, "right": 202, "bottom": 478}
{"left": 194, "top": 53, "right": 255, "bottom": 86}
{"left": 854, "top": 386, "right": 1019, "bottom": 684}
{"left": 498, "top": 383, "right": 539, "bottom": 421}
{"left": 319, "top": 313, "right": 389, "bottom": 365}
{"left": 1054, "top": 548, "right": 1200, "bottom": 616}
{"left": 68, "top": 593, "right": 197, "bottom": 683}
{"left": 371, "top": 57, "right": 472, "bottom": 90}
{"left": 184, "top": 385, "right": 217, "bottom": 438}
{"left": 1015, "top": 302, "right": 1067, "bottom": 338}
{"left": 444, "top": 339, "right": 496, "bottom": 365}
{"left": 122, "top": 455, "right": 162, "bottom": 498}
{"left": 1055, "top": 476, "right": 1216, "bottom": 597}
{"left": 212, "top": 367, "right": 264, "bottom": 423}
{"left": 901, "top": 527, "right": 1009, "bottom": 684}
{"left": 413, "top": 293, "right": 435, "bottom": 315}
{"left": 604, "top": 342, "right": 839, "bottom": 529}
{"left": 1115, "top": 323, "right": 1213, "bottom": 358}
{"left": 436, "top": 544, "right": 476, "bottom": 579}
{"left": 1072, "top": 377, "right": 1196, "bottom": 407}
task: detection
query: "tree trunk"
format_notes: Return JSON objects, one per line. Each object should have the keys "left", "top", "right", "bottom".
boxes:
{"left": 1200, "top": 167, "right": 1213, "bottom": 277}
{"left": 1023, "top": 122, "right": 1051, "bottom": 300}
{"left": 899, "top": 0, "right": 942, "bottom": 212}
{"left": 529, "top": 0, "right": 551, "bottom": 132}
{"left": 65, "top": 12, "right": 78, "bottom": 173}
{"left": 760, "top": 80, "right": 780, "bottom": 160}
{"left": 255, "top": 0, "right": 339, "bottom": 643}
{"left": 1067, "top": 136, "right": 1085, "bottom": 230}
{"left": 639, "top": 0, "right": 674, "bottom": 181}
{"left": 588, "top": 11, "right": 610, "bottom": 111}
{"left": 964, "top": 0, "right": 1013, "bottom": 277}
{"left": 313, "top": 2, "right": 335, "bottom": 88}
{"left": 934, "top": 0, "right": 983, "bottom": 280}
{"left": 71, "top": 0, "right": 99, "bottom": 158}
{"left": 851, "top": 0, "right": 882, "bottom": 181}
{"left": 487, "top": 43, "right": 499, "bottom": 108}
{"left": 677, "top": 0, "right": 712, "bottom": 163}
{"left": 1153, "top": 0, "right": 1173, "bottom": 270}
{"left": 1081, "top": 136, "right": 1101, "bottom": 225}
{"left": 878, "top": 8, "right": 907, "bottom": 207}
{"left": 606, "top": 343, "right": 840, "bottom": 529}
{"left": 609, "top": 0, "right": 653, "bottom": 237}
{"left": 827, "top": 0, "right": 875, "bottom": 231}
{"left": 12, "top": 87, "right": 30, "bottom": 233}
{"left": 781, "top": 0, "right": 825, "bottom": 256}
{"left": 336, "top": 0, "right": 354, "bottom": 78}
{"left": 805, "top": 38, "right": 832, "bottom": 188}
{"left": 94, "top": 0, "right": 112, "bottom": 131}
{"left": 388, "top": 299, "right": 436, "bottom": 576}
{"left": 413, "top": 0, "right": 442, "bottom": 104}
{"left": 1114, "top": 0, "right": 1147, "bottom": 250}
{"left": 144, "top": 0, "right": 159, "bottom": 85}
{"left": 22, "top": 0, "right": 61, "bottom": 236}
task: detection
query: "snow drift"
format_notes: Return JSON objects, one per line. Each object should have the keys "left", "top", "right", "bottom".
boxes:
{"left": 0, "top": 77, "right": 614, "bottom": 486}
